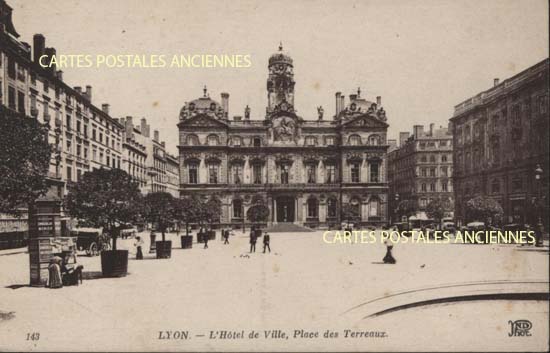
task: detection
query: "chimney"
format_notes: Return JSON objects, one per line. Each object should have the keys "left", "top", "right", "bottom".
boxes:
{"left": 429, "top": 123, "right": 434, "bottom": 136}
{"left": 56, "top": 70, "right": 63, "bottom": 81}
{"left": 340, "top": 95, "right": 345, "bottom": 113}
{"left": 33, "top": 34, "right": 45, "bottom": 64}
{"left": 140, "top": 118, "right": 150, "bottom": 138}
{"left": 125, "top": 116, "right": 134, "bottom": 135}
{"left": 154, "top": 130, "right": 159, "bottom": 142}
{"left": 44, "top": 47, "right": 56, "bottom": 73}
{"left": 493, "top": 78, "right": 500, "bottom": 87}
{"left": 161, "top": 141, "right": 165, "bottom": 147}
{"left": 101, "top": 103, "right": 110, "bottom": 114}
{"left": 376, "top": 96, "right": 382, "bottom": 106}
{"left": 335, "top": 92, "right": 342, "bottom": 116}
{"left": 413, "top": 125, "right": 424, "bottom": 139}
{"left": 399, "top": 132, "right": 410, "bottom": 147}
{"left": 74, "top": 86, "right": 82, "bottom": 94}
{"left": 221, "top": 92, "right": 229, "bottom": 118}
{"left": 85, "top": 85, "right": 92, "bottom": 101}
{"left": 22, "top": 42, "right": 31, "bottom": 60}
{"left": 233, "top": 115, "right": 242, "bottom": 122}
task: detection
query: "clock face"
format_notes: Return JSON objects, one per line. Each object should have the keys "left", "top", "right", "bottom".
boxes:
{"left": 277, "top": 64, "right": 285, "bottom": 71}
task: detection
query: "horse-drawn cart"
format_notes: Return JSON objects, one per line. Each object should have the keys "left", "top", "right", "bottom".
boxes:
{"left": 71, "top": 228, "right": 110, "bottom": 256}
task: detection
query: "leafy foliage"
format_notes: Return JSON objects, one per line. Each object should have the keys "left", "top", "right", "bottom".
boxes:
{"left": 465, "top": 196, "right": 504, "bottom": 225}
{"left": 0, "top": 111, "right": 52, "bottom": 214}
{"left": 143, "top": 192, "right": 174, "bottom": 242}
{"left": 246, "top": 204, "right": 270, "bottom": 223}
{"left": 341, "top": 204, "right": 360, "bottom": 222}
{"left": 395, "top": 199, "right": 418, "bottom": 220}
{"left": 65, "top": 168, "right": 142, "bottom": 250}
{"left": 426, "top": 198, "right": 452, "bottom": 224}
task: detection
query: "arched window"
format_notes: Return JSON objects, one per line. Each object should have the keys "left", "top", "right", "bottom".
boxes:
{"left": 348, "top": 135, "right": 361, "bottom": 146}
{"left": 307, "top": 198, "right": 318, "bottom": 218}
{"left": 186, "top": 134, "right": 199, "bottom": 146}
{"left": 305, "top": 136, "right": 317, "bottom": 146}
{"left": 207, "top": 134, "right": 219, "bottom": 146}
{"left": 327, "top": 198, "right": 337, "bottom": 218}
{"left": 233, "top": 199, "right": 243, "bottom": 219}
{"left": 232, "top": 136, "right": 242, "bottom": 147}
{"left": 368, "top": 134, "right": 380, "bottom": 146}
{"left": 368, "top": 197, "right": 380, "bottom": 217}
{"left": 420, "top": 155, "right": 427, "bottom": 163}
{"left": 349, "top": 198, "right": 361, "bottom": 220}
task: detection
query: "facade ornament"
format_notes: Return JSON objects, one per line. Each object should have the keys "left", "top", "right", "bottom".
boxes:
{"left": 317, "top": 106, "right": 324, "bottom": 120}
{"left": 245, "top": 105, "right": 250, "bottom": 119}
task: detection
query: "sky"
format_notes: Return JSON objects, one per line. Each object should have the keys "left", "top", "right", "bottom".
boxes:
{"left": 11, "top": 0, "right": 549, "bottom": 154}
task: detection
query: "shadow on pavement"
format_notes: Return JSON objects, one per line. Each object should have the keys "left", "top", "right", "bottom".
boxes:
{"left": 5, "top": 284, "right": 29, "bottom": 290}
{"left": 82, "top": 271, "right": 103, "bottom": 280}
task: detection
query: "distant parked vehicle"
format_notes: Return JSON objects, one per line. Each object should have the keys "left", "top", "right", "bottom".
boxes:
{"left": 71, "top": 228, "right": 111, "bottom": 256}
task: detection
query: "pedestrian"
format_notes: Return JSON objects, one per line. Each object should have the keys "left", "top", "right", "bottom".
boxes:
{"left": 48, "top": 257, "right": 63, "bottom": 289}
{"left": 249, "top": 229, "right": 257, "bottom": 253}
{"left": 383, "top": 240, "right": 396, "bottom": 264}
{"left": 263, "top": 232, "right": 271, "bottom": 253}
{"left": 203, "top": 231, "right": 209, "bottom": 249}
{"left": 135, "top": 236, "right": 144, "bottom": 260}
{"left": 223, "top": 229, "right": 229, "bottom": 244}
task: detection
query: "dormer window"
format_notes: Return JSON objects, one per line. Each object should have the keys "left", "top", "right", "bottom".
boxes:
{"left": 349, "top": 135, "right": 361, "bottom": 146}
{"left": 305, "top": 136, "right": 316, "bottom": 146}
{"left": 253, "top": 137, "right": 261, "bottom": 147}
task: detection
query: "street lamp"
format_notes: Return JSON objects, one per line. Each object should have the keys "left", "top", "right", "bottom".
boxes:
{"left": 534, "top": 164, "right": 544, "bottom": 247}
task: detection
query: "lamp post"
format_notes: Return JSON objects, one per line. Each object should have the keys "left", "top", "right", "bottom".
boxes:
{"left": 534, "top": 164, "right": 544, "bottom": 247}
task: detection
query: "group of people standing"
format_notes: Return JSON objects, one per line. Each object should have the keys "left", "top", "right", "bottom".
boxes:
{"left": 249, "top": 227, "right": 271, "bottom": 253}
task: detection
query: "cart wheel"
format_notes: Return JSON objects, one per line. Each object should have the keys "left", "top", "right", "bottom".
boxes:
{"left": 89, "top": 242, "right": 98, "bottom": 256}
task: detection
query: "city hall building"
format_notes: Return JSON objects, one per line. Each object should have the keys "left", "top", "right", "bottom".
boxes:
{"left": 178, "top": 46, "right": 390, "bottom": 228}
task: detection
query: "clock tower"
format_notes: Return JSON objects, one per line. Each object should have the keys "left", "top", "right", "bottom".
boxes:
{"left": 266, "top": 43, "right": 295, "bottom": 114}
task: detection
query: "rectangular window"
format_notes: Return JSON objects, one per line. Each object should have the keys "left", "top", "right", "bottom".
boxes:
{"left": 106, "top": 155, "right": 110, "bottom": 166}
{"left": 280, "top": 165, "right": 289, "bottom": 184}
{"left": 8, "top": 86, "right": 16, "bottom": 109}
{"left": 442, "top": 181, "right": 448, "bottom": 192}
{"left": 253, "top": 164, "right": 262, "bottom": 184}
{"left": 208, "top": 164, "right": 218, "bottom": 184}
{"left": 66, "top": 115, "right": 72, "bottom": 130}
{"left": 430, "top": 168, "right": 436, "bottom": 177}
{"left": 77, "top": 120, "right": 81, "bottom": 133}
{"left": 351, "top": 163, "right": 360, "bottom": 183}
{"left": 76, "top": 145, "right": 81, "bottom": 157}
{"left": 17, "top": 91, "right": 25, "bottom": 114}
{"left": 441, "top": 166, "right": 448, "bottom": 177}
{"left": 325, "top": 164, "right": 336, "bottom": 183}
{"left": 233, "top": 165, "right": 243, "bottom": 184}
{"left": 189, "top": 164, "right": 199, "bottom": 184}
{"left": 370, "top": 163, "right": 379, "bottom": 183}
{"left": 66, "top": 166, "right": 72, "bottom": 182}
{"left": 326, "top": 137, "right": 335, "bottom": 146}
{"left": 306, "top": 164, "right": 316, "bottom": 183}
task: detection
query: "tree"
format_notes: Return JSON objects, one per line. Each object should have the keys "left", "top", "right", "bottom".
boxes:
{"left": 0, "top": 110, "right": 52, "bottom": 214}
{"left": 143, "top": 192, "right": 174, "bottom": 242}
{"left": 65, "top": 168, "right": 142, "bottom": 250}
{"left": 396, "top": 199, "right": 418, "bottom": 221}
{"left": 465, "top": 196, "right": 504, "bottom": 225}
{"left": 426, "top": 198, "right": 452, "bottom": 227}
{"left": 203, "top": 195, "right": 222, "bottom": 230}
{"left": 173, "top": 196, "right": 200, "bottom": 236}
{"left": 246, "top": 204, "right": 270, "bottom": 225}
{"left": 341, "top": 204, "right": 360, "bottom": 223}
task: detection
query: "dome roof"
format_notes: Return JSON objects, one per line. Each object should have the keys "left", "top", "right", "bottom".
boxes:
{"left": 269, "top": 43, "right": 293, "bottom": 66}
{"left": 179, "top": 86, "right": 225, "bottom": 120}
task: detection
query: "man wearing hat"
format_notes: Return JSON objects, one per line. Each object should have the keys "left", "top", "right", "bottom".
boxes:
{"left": 263, "top": 232, "right": 271, "bottom": 253}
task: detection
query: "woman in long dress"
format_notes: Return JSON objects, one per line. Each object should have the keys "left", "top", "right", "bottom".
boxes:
{"left": 383, "top": 240, "right": 396, "bottom": 264}
{"left": 48, "top": 257, "right": 63, "bottom": 289}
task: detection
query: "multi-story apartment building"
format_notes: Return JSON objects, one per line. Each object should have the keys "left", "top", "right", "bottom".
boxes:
{"left": 119, "top": 116, "right": 149, "bottom": 192}
{"left": 0, "top": 1, "right": 123, "bottom": 231}
{"left": 178, "top": 46, "right": 390, "bottom": 228}
{"left": 451, "top": 59, "right": 549, "bottom": 226}
{"left": 387, "top": 124, "right": 454, "bottom": 222}
{"left": 166, "top": 153, "right": 180, "bottom": 197}
{"left": 118, "top": 116, "right": 179, "bottom": 195}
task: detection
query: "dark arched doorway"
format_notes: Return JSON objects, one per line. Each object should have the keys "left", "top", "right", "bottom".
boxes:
{"left": 276, "top": 196, "right": 295, "bottom": 223}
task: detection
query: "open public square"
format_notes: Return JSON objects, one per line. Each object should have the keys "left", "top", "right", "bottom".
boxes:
{"left": 0, "top": 230, "right": 548, "bottom": 351}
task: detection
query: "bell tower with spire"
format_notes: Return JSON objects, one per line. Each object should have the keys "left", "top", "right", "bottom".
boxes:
{"left": 266, "top": 43, "right": 295, "bottom": 114}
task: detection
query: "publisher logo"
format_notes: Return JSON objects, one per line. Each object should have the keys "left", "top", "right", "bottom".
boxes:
{"left": 508, "top": 320, "right": 532, "bottom": 337}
